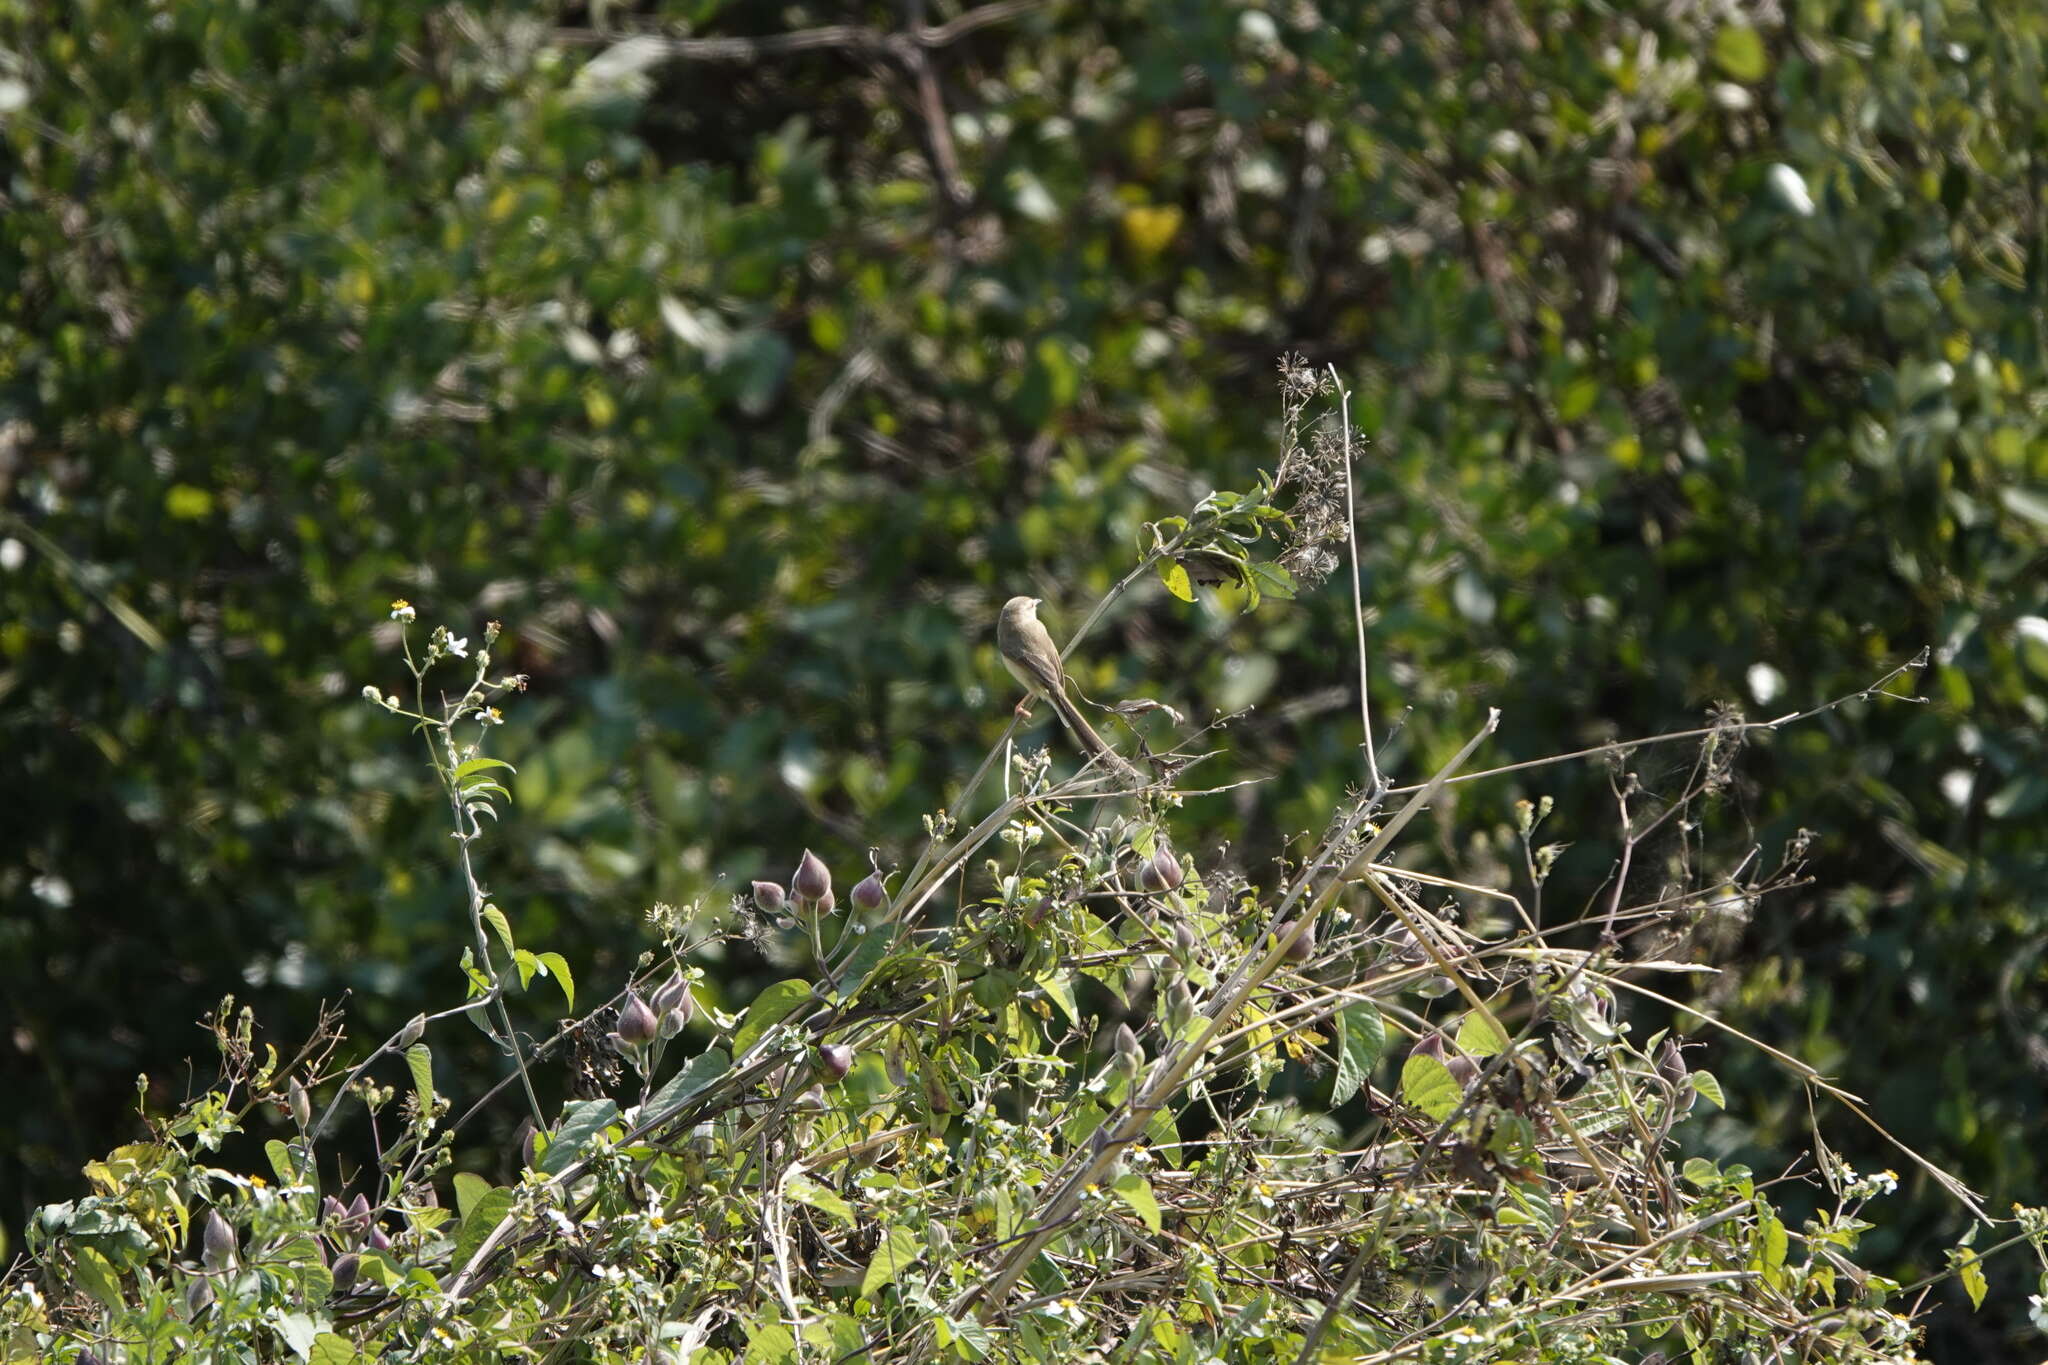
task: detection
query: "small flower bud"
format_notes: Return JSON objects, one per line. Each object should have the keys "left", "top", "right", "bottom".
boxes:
{"left": 347, "top": 1193, "right": 371, "bottom": 1229}
{"left": 361, "top": 684, "right": 383, "bottom": 705}
{"left": 1446, "top": 1051, "right": 1479, "bottom": 1090}
{"left": 1173, "top": 921, "right": 1198, "bottom": 961}
{"left": 1137, "top": 858, "right": 1165, "bottom": 894}
{"left": 1113, "top": 1022, "right": 1144, "bottom": 1081}
{"left": 186, "top": 1275, "right": 214, "bottom": 1316}
{"left": 1656, "top": 1036, "right": 1689, "bottom": 1088}
{"left": 1412, "top": 1031, "right": 1446, "bottom": 1062}
{"left": 660, "top": 1008, "right": 688, "bottom": 1038}
{"left": 814, "top": 1043, "right": 855, "bottom": 1083}
{"left": 202, "top": 1208, "right": 236, "bottom": 1270}
{"left": 614, "top": 992, "right": 658, "bottom": 1048}
{"left": 814, "top": 889, "right": 836, "bottom": 916}
{"left": 331, "top": 1252, "right": 361, "bottom": 1295}
{"left": 850, "top": 871, "right": 887, "bottom": 913}
{"left": 1151, "top": 847, "right": 1184, "bottom": 891}
{"left": 322, "top": 1195, "right": 348, "bottom": 1225}
{"left": 650, "top": 973, "right": 688, "bottom": 1017}
{"left": 752, "top": 880, "right": 787, "bottom": 913}
{"left": 515, "top": 1118, "right": 539, "bottom": 1170}
{"left": 1165, "top": 978, "right": 1195, "bottom": 1034}
{"left": 792, "top": 849, "right": 832, "bottom": 904}
{"left": 1280, "top": 914, "right": 1317, "bottom": 962}
{"left": 366, "top": 1225, "right": 391, "bottom": 1252}
{"left": 794, "top": 1084, "right": 829, "bottom": 1112}
{"left": 288, "top": 1078, "right": 312, "bottom": 1131}
{"left": 396, "top": 1014, "right": 425, "bottom": 1049}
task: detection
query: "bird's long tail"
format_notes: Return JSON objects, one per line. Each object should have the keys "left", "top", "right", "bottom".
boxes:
{"left": 1051, "top": 691, "right": 1134, "bottom": 779}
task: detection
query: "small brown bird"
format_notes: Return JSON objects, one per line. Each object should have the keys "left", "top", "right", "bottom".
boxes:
{"left": 996, "top": 595, "right": 1130, "bottom": 776}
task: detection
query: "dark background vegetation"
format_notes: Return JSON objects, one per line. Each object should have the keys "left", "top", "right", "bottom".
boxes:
{"left": 3, "top": 0, "right": 2044, "bottom": 1354}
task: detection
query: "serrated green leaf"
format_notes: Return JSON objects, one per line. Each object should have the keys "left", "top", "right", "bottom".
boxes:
{"left": 1249, "top": 560, "right": 1296, "bottom": 601}
{"left": 276, "top": 1309, "right": 317, "bottom": 1361}
{"left": 1691, "top": 1068, "right": 1725, "bottom": 1109}
{"left": 531, "top": 951, "right": 574, "bottom": 1011}
{"left": 1112, "top": 1173, "right": 1162, "bottom": 1231}
{"left": 452, "top": 1185, "right": 516, "bottom": 1275}
{"left": 72, "top": 1244, "right": 123, "bottom": 1310}
{"left": 830, "top": 927, "right": 892, "bottom": 1003}
{"left": 1145, "top": 1104, "right": 1182, "bottom": 1167}
{"left": 1400, "top": 1053, "right": 1462, "bottom": 1122}
{"left": 1035, "top": 971, "right": 1079, "bottom": 1026}
{"left": 734, "top": 979, "right": 815, "bottom": 1057}
{"left": 1956, "top": 1245, "right": 1987, "bottom": 1309}
{"left": 481, "top": 905, "right": 515, "bottom": 957}
{"left": 451, "top": 1172, "right": 492, "bottom": 1224}
{"left": 647, "top": 1047, "right": 730, "bottom": 1119}
{"left": 265, "top": 1138, "right": 299, "bottom": 1184}
{"left": 1713, "top": 24, "right": 1767, "bottom": 82}
{"left": 860, "top": 1225, "right": 923, "bottom": 1296}
{"left": 785, "top": 1175, "right": 856, "bottom": 1227}
{"left": 1456, "top": 1009, "right": 1509, "bottom": 1057}
{"left": 308, "top": 1334, "right": 360, "bottom": 1365}
{"left": 537, "top": 1098, "right": 619, "bottom": 1176}
{"left": 1158, "top": 559, "right": 1195, "bottom": 602}
{"left": 404, "top": 1044, "right": 433, "bottom": 1105}
{"left": 1331, "top": 1003, "right": 1385, "bottom": 1104}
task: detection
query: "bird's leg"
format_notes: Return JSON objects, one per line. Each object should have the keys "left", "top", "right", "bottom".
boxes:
{"left": 1013, "top": 696, "right": 1036, "bottom": 719}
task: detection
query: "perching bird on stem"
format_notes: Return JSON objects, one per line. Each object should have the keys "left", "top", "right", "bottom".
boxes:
{"left": 996, "top": 595, "right": 1134, "bottom": 780}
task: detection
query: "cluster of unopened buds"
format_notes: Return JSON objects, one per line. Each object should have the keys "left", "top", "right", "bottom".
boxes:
{"left": 611, "top": 972, "right": 698, "bottom": 1052}
{"left": 752, "top": 848, "right": 889, "bottom": 921}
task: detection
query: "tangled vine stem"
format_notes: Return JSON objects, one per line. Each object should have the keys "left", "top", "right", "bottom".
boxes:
{"left": 17, "top": 390, "right": 2018, "bottom": 1363}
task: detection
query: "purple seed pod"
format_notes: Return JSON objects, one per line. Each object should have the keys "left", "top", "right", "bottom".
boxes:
{"left": 614, "top": 992, "right": 658, "bottom": 1048}
{"left": 288, "top": 1078, "right": 312, "bottom": 1131}
{"left": 1151, "top": 848, "right": 1185, "bottom": 891}
{"left": 331, "top": 1252, "right": 362, "bottom": 1295}
{"left": 1412, "top": 1031, "right": 1446, "bottom": 1062}
{"left": 396, "top": 1014, "right": 426, "bottom": 1049}
{"left": 815, "top": 1044, "right": 855, "bottom": 1083}
{"left": 651, "top": 972, "right": 690, "bottom": 1018}
{"left": 792, "top": 849, "right": 832, "bottom": 905}
{"left": 752, "top": 880, "right": 787, "bottom": 913}
{"left": 366, "top": 1225, "right": 391, "bottom": 1253}
{"left": 1280, "top": 915, "right": 1317, "bottom": 962}
{"left": 850, "top": 871, "right": 887, "bottom": 913}
{"left": 201, "top": 1209, "right": 236, "bottom": 1270}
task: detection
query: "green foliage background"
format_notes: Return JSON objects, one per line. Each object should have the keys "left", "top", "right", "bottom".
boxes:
{"left": 3, "top": 0, "right": 2044, "bottom": 1351}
